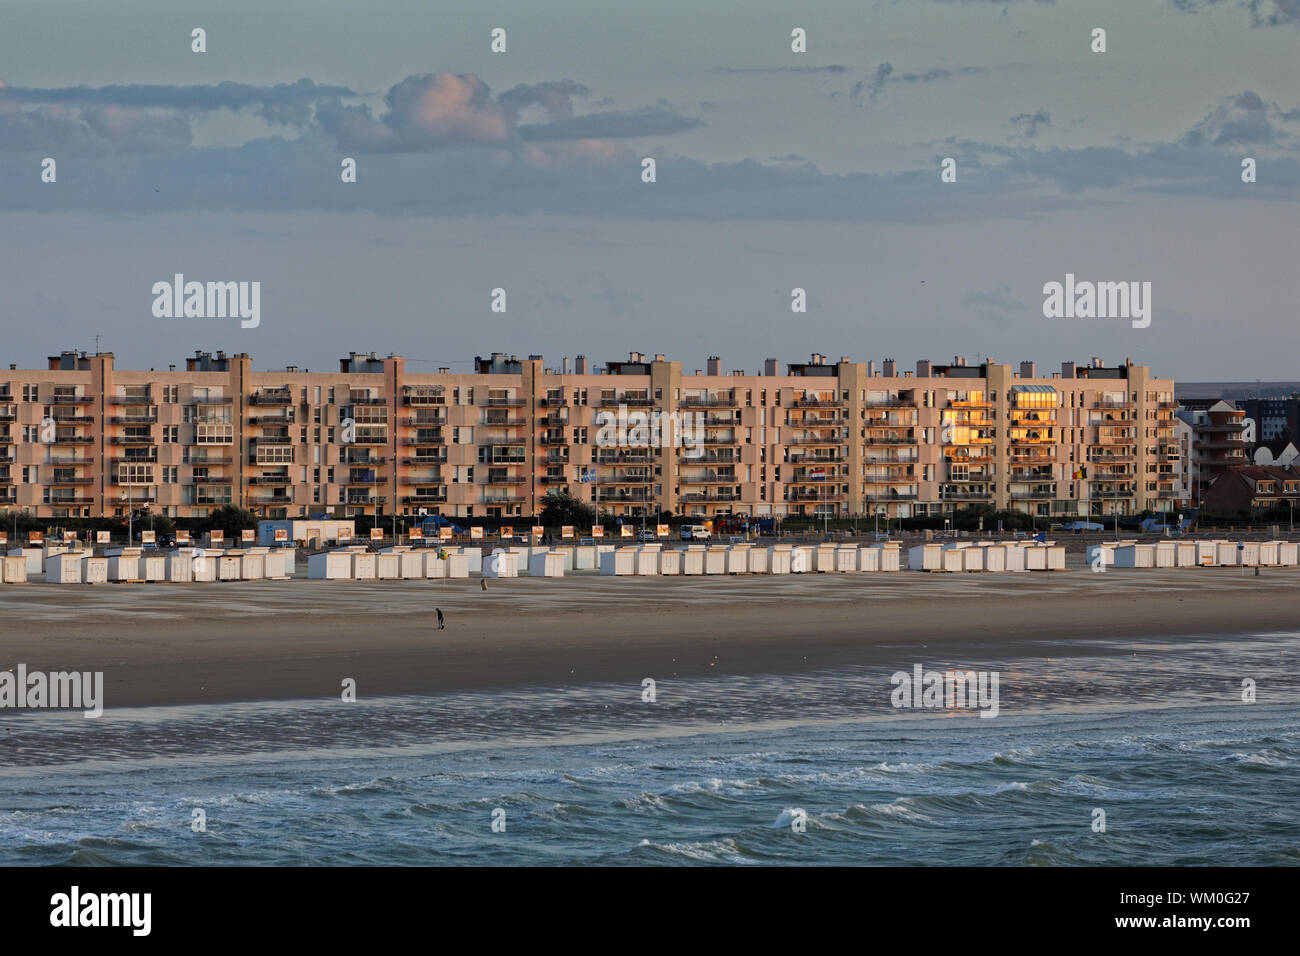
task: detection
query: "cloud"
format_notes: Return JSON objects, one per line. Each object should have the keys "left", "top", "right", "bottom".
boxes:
{"left": 722, "top": 65, "right": 850, "bottom": 74}
{"left": 316, "top": 73, "right": 511, "bottom": 151}
{"left": 848, "top": 63, "right": 988, "bottom": 105}
{"left": 1169, "top": 0, "right": 1300, "bottom": 26}
{"left": 1011, "top": 109, "right": 1051, "bottom": 139}
{"left": 963, "top": 284, "right": 1028, "bottom": 323}
{"left": 0, "top": 79, "right": 353, "bottom": 127}
{"left": 1183, "top": 89, "right": 1283, "bottom": 146}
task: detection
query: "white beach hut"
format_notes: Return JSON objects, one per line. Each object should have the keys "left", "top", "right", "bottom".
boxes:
{"left": 528, "top": 551, "right": 565, "bottom": 578}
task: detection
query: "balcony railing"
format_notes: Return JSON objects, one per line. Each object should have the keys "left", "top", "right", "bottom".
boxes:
{"left": 485, "top": 398, "right": 526, "bottom": 407}
{"left": 680, "top": 397, "right": 736, "bottom": 408}
{"left": 51, "top": 395, "right": 93, "bottom": 405}
{"left": 248, "top": 391, "right": 292, "bottom": 405}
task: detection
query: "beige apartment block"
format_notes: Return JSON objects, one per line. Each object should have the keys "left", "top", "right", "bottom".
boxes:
{"left": 0, "top": 350, "right": 1177, "bottom": 522}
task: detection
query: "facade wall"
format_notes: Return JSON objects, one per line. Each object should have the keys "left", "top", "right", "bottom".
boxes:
{"left": 0, "top": 352, "right": 1177, "bottom": 520}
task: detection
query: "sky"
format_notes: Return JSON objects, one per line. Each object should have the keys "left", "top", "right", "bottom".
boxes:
{"left": 1, "top": 0, "right": 1298, "bottom": 379}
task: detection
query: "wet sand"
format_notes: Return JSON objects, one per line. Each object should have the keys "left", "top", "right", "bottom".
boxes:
{"left": 0, "top": 563, "right": 1297, "bottom": 708}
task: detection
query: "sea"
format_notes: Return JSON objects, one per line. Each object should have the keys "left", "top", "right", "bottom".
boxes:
{"left": 1, "top": 632, "right": 1296, "bottom": 866}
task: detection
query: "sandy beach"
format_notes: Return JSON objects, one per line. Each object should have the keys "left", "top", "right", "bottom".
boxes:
{"left": 0, "top": 561, "right": 1297, "bottom": 708}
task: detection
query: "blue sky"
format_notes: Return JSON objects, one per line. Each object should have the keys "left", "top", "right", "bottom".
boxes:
{"left": 1, "top": 0, "right": 1298, "bottom": 377}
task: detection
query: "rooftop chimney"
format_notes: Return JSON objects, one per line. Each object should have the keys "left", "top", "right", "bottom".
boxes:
{"left": 1020, "top": 361, "right": 1036, "bottom": 379}
{"left": 883, "top": 358, "right": 897, "bottom": 377}
{"left": 917, "top": 360, "right": 932, "bottom": 377}
{"left": 575, "top": 355, "right": 588, "bottom": 375}
{"left": 1061, "top": 362, "right": 1076, "bottom": 379}
{"left": 764, "top": 358, "right": 778, "bottom": 376}
{"left": 562, "top": 357, "right": 571, "bottom": 374}
{"left": 707, "top": 356, "right": 721, "bottom": 375}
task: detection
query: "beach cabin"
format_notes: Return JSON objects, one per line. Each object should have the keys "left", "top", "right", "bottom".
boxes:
{"left": 484, "top": 550, "right": 518, "bottom": 578}
{"left": 812, "top": 543, "right": 838, "bottom": 572}
{"left": 308, "top": 551, "right": 352, "bottom": 580}
{"left": 874, "top": 544, "right": 902, "bottom": 572}
{"left": 142, "top": 554, "right": 167, "bottom": 581}
{"left": 422, "top": 552, "right": 446, "bottom": 579}
{"left": 1215, "top": 542, "right": 1239, "bottom": 566}
{"left": 725, "top": 546, "right": 749, "bottom": 574}
{"left": 959, "top": 547, "right": 985, "bottom": 572}
{"left": 681, "top": 546, "right": 706, "bottom": 575}
{"left": 107, "top": 550, "right": 143, "bottom": 582}
{"left": 907, "top": 544, "right": 943, "bottom": 572}
{"left": 445, "top": 553, "right": 470, "bottom": 578}
{"left": 1, "top": 554, "right": 28, "bottom": 584}
{"left": 10, "top": 548, "right": 43, "bottom": 576}
{"left": 1258, "top": 541, "right": 1280, "bottom": 566}
{"left": 1239, "top": 542, "right": 1260, "bottom": 567}
{"left": 767, "top": 545, "right": 792, "bottom": 575}
{"left": 599, "top": 548, "right": 635, "bottom": 576}
{"left": 1174, "top": 541, "right": 1197, "bottom": 567}
{"left": 981, "top": 545, "right": 1006, "bottom": 573}
{"left": 834, "top": 547, "right": 859, "bottom": 572}
{"left": 747, "top": 547, "right": 769, "bottom": 574}
{"left": 858, "top": 547, "right": 881, "bottom": 572}
{"left": 1023, "top": 546, "right": 1049, "bottom": 571}
{"left": 660, "top": 549, "right": 682, "bottom": 575}
{"left": 84, "top": 557, "right": 109, "bottom": 584}
{"left": 529, "top": 551, "right": 565, "bottom": 578}
{"left": 1114, "top": 544, "right": 1154, "bottom": 568}
{"left": 1279, "top": 542, "right": 1299, "bottom": 566}
{"left": 704, "top": 547, "right": 727, "bottom": 575}
{"left": 350, "top": 552, "right": 377, "bottom": 579}
{"left": 637, "top": 546, "right": 662, "bottom": 576}
{"left": 44, "top": 552, "right": 83, "bottom": 584}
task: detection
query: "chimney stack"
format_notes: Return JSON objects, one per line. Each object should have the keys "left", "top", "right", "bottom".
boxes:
{"left": 575, "top": 355, "right": 588, "bottom": 374}
{"left": 764, "top": 358, "right": 778, "bottom": 376}
{"left": 883, "top": 358, "right": 896, "bottom": 377}
{"left": 1020, "top": 361, "right": 1036, "bottom": 379}
{"left": 707, "top": 356, "right": 721, "bottom": 375}
{"left": 917, "top": 360, "right": 932, "bottom": 377}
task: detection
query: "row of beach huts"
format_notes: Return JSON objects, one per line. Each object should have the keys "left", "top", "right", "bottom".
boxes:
{"left": 4, "top": 538, "right": 1298, "bottom": 585}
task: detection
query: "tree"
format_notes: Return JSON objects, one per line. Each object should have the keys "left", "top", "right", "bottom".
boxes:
{"left": 539, "top": 489, "right": 596, "bottom": 528}
{"left": 199, "top": 505, "right": 259, "bottom": 537}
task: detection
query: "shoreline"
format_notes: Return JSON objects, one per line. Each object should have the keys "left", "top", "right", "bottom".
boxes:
{"left": 1, "top": 568, "right": 1298, "bottom": 708}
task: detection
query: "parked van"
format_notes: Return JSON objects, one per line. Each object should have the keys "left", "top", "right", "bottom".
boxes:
{"left": 680, "top": 525, "right": 712, "bottom": 541}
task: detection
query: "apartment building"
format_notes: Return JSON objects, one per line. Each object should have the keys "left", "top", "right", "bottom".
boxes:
{"left": 1175, "top": 400, "right": 1254, "bottom": 504}
{"left": 0, "top": 350, "right": 1177, "bottom": 521}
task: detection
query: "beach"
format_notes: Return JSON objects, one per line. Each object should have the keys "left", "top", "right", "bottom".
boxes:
{"left": 1, "top": 561, "right": 1296, "bottom": 708}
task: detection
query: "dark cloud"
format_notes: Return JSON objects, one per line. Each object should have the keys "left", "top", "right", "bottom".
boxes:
{"left": 520, "top": 106, "right": 702, "bottom": 141}
{"left": 963, "top": 284, "right": 1028, "bottom": 324}
{"left": 1010, "top": 109, "right": 1051, "bottom": 139}
{"left": 1168, "top": 0, "right": 1300, "bottom": 25}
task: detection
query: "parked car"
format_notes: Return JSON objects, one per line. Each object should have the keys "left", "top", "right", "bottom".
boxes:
{"left": 680, "top": 525, "right": 711, "bottom": 541}
{"left": 637, "top": 529, "right": 658, "bottom": 542}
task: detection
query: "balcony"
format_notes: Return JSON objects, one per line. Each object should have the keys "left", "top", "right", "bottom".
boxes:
{"left": 540, "top": 397, "right": 568, "bottom": 408}
{"left": 404, "top": 413, "right": 448, "bottom": 426}
{"left": 863, "top": 398, "right": 911, "bottom": 408}
{"left": 403, "top": 493, "right": 448, "bottom": 504}
{"left": 254, "top": 495, "right": 294, "bottom": 504}
{"left": 1093, "top": 400, "right": 1134, "bottom": 409}
{"left": 191, "top": 475, "right": 232, "bottom": 485}
{"left": 55, "top": 435, "right": 96, "bottom": 445}
{"left": 250, "top": 435, "right": 293, "bottom": 446}
{"left": 0, "top": 411, "right": 14, "bottom": 423}
{"left": 791, "top": 397, "right": 841, "bottom": 408}
{"left": 248, "top": 413, "right": 293, "bottom": 425}
{"left": 185, "top": 455, "right": 232, "bottom": 465}
{"left": 787, "top": 436, "right": 841, "bottom": 446}
{"left": 679, "top": 492, "right": 737, "bottom": 503}
{"left": 940, "top": 488, "right": 992, "bottom": 500}
{"left": 863, "top": 437, "right": 915, "bottom": 446}
{"left": 401, "top": 454, "right": 447, "bottom": 465}
{"left": 402, "top": 389, "right": 446, "bottom": 407}
{"left": 248, "top": 475, "right": 291, "bottom": 485}
{"left": 114, "top": 451, "right": 159, "bottom": 463}
{"left": 485, "top": 476, "right": 527, "bottom": 486}
{"left": 248, "top": 391, "right": 293, "bottom": 405}
{"left": 481, "top": 495, "right": 526, "bottom": 504}
{"left": 792, "top": 490, "right": 850, "bottom": 501}
{"left": 347, "top": 396, "right": 386, "bottom": 406}
{"left": 110, "top": 413, "right": 158, "bottom": 424}
{"left": 1009, "top": 490, "right": 1056, "bottom": 500}
{"left": 485, "top": 398, "right": 526, "bottom": 407}
{"left": 700, "top": 436, "right": 738, "bottom": 445}
{"left": 49, "top": 477, "right": 93, "bottom": 486}
{"left": 479, "top": 439, "right": 526, "bottom": 448}
{"left": 46, "top": 496, "right": 94, "bottom": 505}
{"left": 340, "top": 454, "right": 388, "bottom": 466}
{"left": 680, "top": 396, "right": 737, "bottom": 408}
{"left": 51, "top": 395, "right": 93, "bottom": 405}
{"left": 1091, "top": 490, "right": 1135, "bottom": 499}
{"left": 401, "top": 436, "right": 446, "bottom": 446}
{"left": 596, "top": 451, "right": 653, "bottom": 463}
{"left": 349, "top": 434, "right": 389, "bottom": 446}
{"left": 483, "top": 417, "right": 527, "bottom": 428}
{"left": 599, "top": 396, "right": 653, "bottom": 407}
{"left": 949, "top": 398, "right": 993, "bottom": 408}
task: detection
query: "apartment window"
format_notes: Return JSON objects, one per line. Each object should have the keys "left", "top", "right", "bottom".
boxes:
{"left": 162, "top": 425, "right": 179, "bottom": 443}
{"left": 301, "top": 387, "right": 308, "bottom": 405}
{"left": 314, "top": 407, "right": 321, "bottom": 424}
{"left": 22, "top": 466, "right": 32, "bottom": 483}
{"left": 328, "top": 387, "right": 336, "bottom": 404}
{"left": 576, "top": 427, "right": 587, "bottom": 444}
{"left": 327, "top": 467, "right": 335, "bottom": 483}
{"left": 300, "top": 427, "right": 308, "bottom": 444}
{"left": 313, "top": 427, "right": 321, "bottom": 444}
{"left": 23, "top": 385, "right": 37, "bottom": 402}
{"left": 165, "top": 385, "right": 179, "bottom": 403}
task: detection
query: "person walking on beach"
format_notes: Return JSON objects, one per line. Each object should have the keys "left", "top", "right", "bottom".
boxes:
{"left": 435, "top": 608, "right": 445, "bottom": 630}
